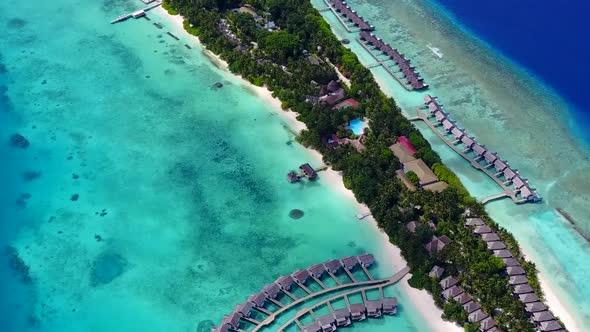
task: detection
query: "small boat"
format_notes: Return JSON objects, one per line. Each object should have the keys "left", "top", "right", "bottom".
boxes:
{"left": 426, "top": 44, "right": 444, "bottom": 58}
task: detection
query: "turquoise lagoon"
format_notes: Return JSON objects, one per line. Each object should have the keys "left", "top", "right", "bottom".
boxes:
{"left": 311, "top": 0, "right": 590, "bottom": 329}
{"left": 0, "top": 0, "right": 437, "bottom": 331}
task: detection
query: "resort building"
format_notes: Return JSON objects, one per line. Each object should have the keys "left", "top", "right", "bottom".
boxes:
{"left": 333, "top": 308, "right": 351, "bottom": 326}
{"left": 429, "top": 265, "right": 445, "bottom": 279}
{"left": 424, "top": 235, "right": 452, "bottom": 254}
{"left": 299, "top": 163, "right": 317, "bottom": 180}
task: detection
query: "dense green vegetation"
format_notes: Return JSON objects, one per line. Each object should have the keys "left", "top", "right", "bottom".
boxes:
{"left": 164, "top": 0, "right": 549, "bottom": 330}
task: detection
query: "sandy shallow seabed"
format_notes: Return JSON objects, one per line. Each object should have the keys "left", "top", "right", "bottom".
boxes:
{"left": 156, "top": 7, "right": 461, "bottom": 332}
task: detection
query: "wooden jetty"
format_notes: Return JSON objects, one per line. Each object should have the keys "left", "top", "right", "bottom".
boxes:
{"left": 410, "top": 95, "right": 541, "bottom": 205}
{"left": 322, "top": 0, "right": 374, "bottom": 32}
{"left": 211, "top": 254, "right": 409, "bottom": 332}
{"left": 110, "top": 1, "right": 162, "bottom": 24}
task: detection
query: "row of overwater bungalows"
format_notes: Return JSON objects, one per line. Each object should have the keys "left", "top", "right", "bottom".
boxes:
{"left": 423, "top": 95, "right": 540, "bottom": 202}
{"left": 328, "top": 0, "right": 374, "bottom": 31}
{"left": 467, "top": 218, "right": 567, "bottom": 332}
{"left": 212, "top": 254, "right": 398, "bottom": 332}
{"left": 359, "top": 31, "right": 428, "bottom": 90}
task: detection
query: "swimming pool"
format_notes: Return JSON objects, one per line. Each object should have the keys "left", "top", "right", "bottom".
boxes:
{"left": 347, "top": 118, "right": 366, "bottom": 135}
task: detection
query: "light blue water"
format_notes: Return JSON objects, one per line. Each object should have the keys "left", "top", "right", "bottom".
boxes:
{"left": 347, "top": 119, "right": 365, "bottom": 135}
{"left": 0, "top": 0, "right": 439, "bottom": 331}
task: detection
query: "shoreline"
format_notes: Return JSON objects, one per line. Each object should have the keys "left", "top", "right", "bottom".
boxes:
{"left": 155, "top": 7, "right": 461, "bottom": 332}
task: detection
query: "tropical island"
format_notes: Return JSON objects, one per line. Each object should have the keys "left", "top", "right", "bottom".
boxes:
{"left": 161, "top": 0, "right": 566, "bottom": 331}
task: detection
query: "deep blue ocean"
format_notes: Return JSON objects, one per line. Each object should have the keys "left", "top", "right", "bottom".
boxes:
{"left": 433, "top": 0, "right": 590, "bottom": 141}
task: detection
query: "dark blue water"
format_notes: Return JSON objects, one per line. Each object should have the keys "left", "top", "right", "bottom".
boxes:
{"left": 432, "top": 0, "right": 590, "bottom": 141}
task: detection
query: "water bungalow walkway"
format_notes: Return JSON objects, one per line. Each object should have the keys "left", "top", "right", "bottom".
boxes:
{"left": 211, "top": 254, "right": 409, "bottom": 332}
{"left": 110, "top": 1, "right": 162, "bottom": 24}
{"left": 409, "top": 95, "right": 541, "bottom": 205}
{"left": 321, "top": 0, "right": 374, "bottom": 32}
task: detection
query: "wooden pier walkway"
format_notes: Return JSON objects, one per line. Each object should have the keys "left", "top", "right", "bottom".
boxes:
{"left": 410, "top": 107, "right": 525, "bottom": 205}
{"left": 356, "top": 37, "right": 412, "bottom": 91}
{"left": 211, "top": 255, "right": 409, "bottom": 332}
{"left": 110, "top": 1, "right": 162, "bottom": 24}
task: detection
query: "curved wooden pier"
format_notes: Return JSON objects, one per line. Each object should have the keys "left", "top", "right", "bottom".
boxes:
{"left": 211, "top": 254, "right": 409, "bottom": 332}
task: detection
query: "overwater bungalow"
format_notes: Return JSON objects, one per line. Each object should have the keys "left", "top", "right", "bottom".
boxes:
{"left": 513, "top": 284, "right": 534, "bottom": 295}
{"left": 340, "top": 256, "right": 359, "bottom": 270}
{"left": 483, "top": 151, "right": 498, "bottom": 165}
{"left": 480, "top": 317, "right": 498, "bottom": 331}
{"left": 357, "top": 253, "right": 375, "bottom": 267}
{"left": 223, "top": 312, "right": 241, "bottom": 330}
{"left": 365, "top": 299, "right": 383, "bottom": 318}
{"left": 275, "top": 275, "right": 294, "bottom": 290}
{"left": 493, "top": 159, "right": 508, "bottom": 173}
{"left": 472, "top": 144, "right": 487, "bottom": 158}
{"left": 248, "top": 292, "right": 267, "bottom": 308}
{"left": 323, "top": 259, "right": 341, "bottom": 274}
{"left": 454, "top": 292, "right": 472, "bottom": 305}
{"left": 317, "top": 314, "right": 337, "bottom": 332}
{"left": 302, "top": 321, "right": 322, "bottom": 332}
{"left": 349, "top": 303, "right": 366, "bottom": 321}
{"left": 519, "top": 185, "right": 537, "bottom": 201}
{"left": 382, "top": 297, "right": 398, "bottom": 315}
{"left": 509, "top": 275, "right": 528, "bottom": 285}
{"left": 307, "top": 264, "right": 326, "bottom": 278}
{"left": 507, "top": 266, "right": 526, "bottom": 276}
{"left": 451, "top": 127, "right": 465, "bottom": 141}
{"left": 512, "top": 175, "right": 527, "bottom": 189}
{"left": 299, "top": 163, "right": 317, "bottom": 180}
{"left": 292, "top": 269, "right": 310, "bottom": 284}
{"left": 234, "top": 301, "right": 253, "bottom": 318}
{"left": 481, "top": 232, "right": 500, "bottom": 242}
{"left": 429, "top": 265, "right": 445, "bottom": 279}
{"left": 461, "top": 135, "right": 476, "bottom": 150}
{"left": 463, "top": 301, "right": 481, "bottom": 314}
{"left": 493, "top": 249, "right": 513, "bottom": 258}
{"left": 533, "top": 311, "right": 556, "bottom": 323}
{"left": 526, "top": 302, "right": 548, "bottom": 313}
{"left": 442, "top": 119, "right": 455, "bottom": 132}
{"left": 440, "top": 276, "right": 459, "bottom": 290}
{"left": 443, "top": 285, "right": 464, "bottom": 300}
{"left": 465, "top": 217, "right": 485, "bottom": 227}
{"left": 539, "top": 320, "right": 562, "bottom": 332}
{"left": 486, "top": 241, "right": 506, "bottom": 250}
{"left": 433, "top": 110, "right": 447, "bottom": 123}
{"left": 468, "top": 309, "right": 488, "bottom": 323}
{"left": 287, "top": 171, "right": 300, "bottom": 183}
{"left": 519, "top": 293, "right": 540, "bottom": 304}
{"left": 333, "top": 308, "right": 352, "bottom": 326}
{"left": 330, "top": 0, "right": 374, "bottom": 30}
{"left": 262, "top": 283, "right": 280, "bottom": 299}
{"left": 503, "top": 167, "right": 517, "bottom": 181}
{"left": 474, "top": 225, "right": 493, "bottom": 234}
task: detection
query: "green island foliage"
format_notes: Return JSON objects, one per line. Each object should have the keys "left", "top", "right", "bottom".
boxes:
{"left": 164, "top": 0, "right": 552, "bottom": 330}
{"left": 161, "top": 0, "right": 179, "bottom": 15}
{"left": 406, "top": 171, "right": 420, "bottom": 187}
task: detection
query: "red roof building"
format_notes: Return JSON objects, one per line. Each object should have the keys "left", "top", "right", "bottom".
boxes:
{"left": 397, "top": 136, "right": 416, "bottom": 154}
{"left": 333, "top": 98, "right": 360, "bottom": 110}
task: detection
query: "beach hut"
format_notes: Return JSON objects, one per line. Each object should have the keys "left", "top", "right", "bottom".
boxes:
{"left": 425, "top": 235, "right": 452, "bottom": 254}
{"left": 429, "top": 265, "right": 445, "bottom": 279}
{"left": 519, "top": 293, "right": 540, "bottom": 304}
{"left": 509, "top": 275, "right": 529, "bottom": 285}
{"left": 443, "top": 285, "right": 464, "bottom": 300}
{"left": 465, "top": 218, "right": 485, "bottom": 227}
{"left": 382, "top": 297, "right": 398, "bottom": 315}
{"left": 480, "top": 317, "right": 497, "bottom": 331}
{"left": 468, "top": 309, "right": 488, "bottom": 323}
{"left": 525, "top": 301, "right": 547, "bottom": 313}
{"left": 454, "top": 292, "right": 472, "bottom": 305}
{"left": 463, "top": 301, "right": 481, "bottom": 314}
{"left": 507, "top": 266, "right": 526, "bottom": 276}
{"left": 533, "top": 311, "right": 556, "bottom": 323}
{"left": 481, "top": 232, "right": 500, "bottom": 242}
{"left": 512, "top": 284, "right": 534, "bottom": 295}
{"left": 540, "top": 320, "right": 562, "bottom": 332}
{"left": 503, "top": 257, "right": 520, "bottom": 266}
{"left": 486, "top": 241, "right": 506, "bottom": 250}
{"left": 493, "top": 249, "right": 512, "bottom": 258}
{"left": 333, "top": 308, "right": 352, "bottom": 326}
{"left": 474, "top": 225, "right": 493, "bottom": 234}
{"left": 439, "top": 276, "right": 459, "bottom": 290}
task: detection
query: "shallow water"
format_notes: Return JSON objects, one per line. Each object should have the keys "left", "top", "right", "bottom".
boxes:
{"left": 311, "top": 0, "right": 590, "bottom": 328}
{"left": 0, "top": 0, "right": 435, "bottom": 331}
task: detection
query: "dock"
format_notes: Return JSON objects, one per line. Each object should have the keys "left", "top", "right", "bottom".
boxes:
{"left": 210, "top": 254, "right": 409, "bottom": 332}
{"left": 322, "top": 0, "right": 374, "bottom": 32}
{"left": 410, "top": 95, "right": 541, "bottom": 205}
{"left": 110, "top": 1, "right": 162, "bottom": 24}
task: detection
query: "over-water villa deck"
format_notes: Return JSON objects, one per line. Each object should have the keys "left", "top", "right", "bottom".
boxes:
{"left": 211, "top": 254, "right": 409, "bottom": 332}
{"left": 322, "top": 0, "right": 375, "bottom": 32}
{"left": 409, "top": 95, "right": 541, "bottom": 205}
